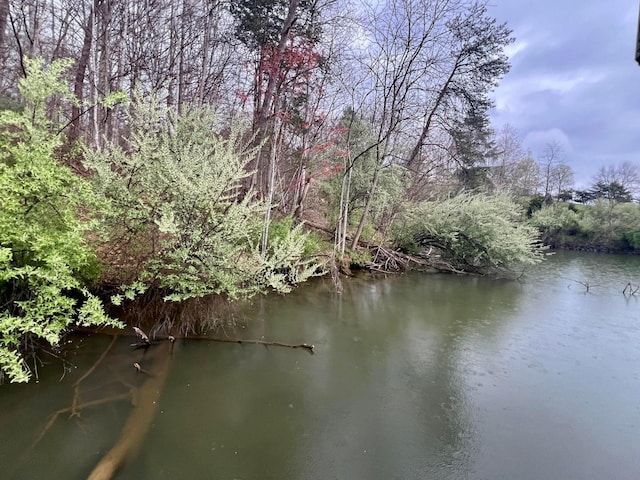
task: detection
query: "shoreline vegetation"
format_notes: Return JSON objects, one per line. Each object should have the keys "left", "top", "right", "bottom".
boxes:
{"left": 2, "top": 57, "right": 640, "bottom": 385}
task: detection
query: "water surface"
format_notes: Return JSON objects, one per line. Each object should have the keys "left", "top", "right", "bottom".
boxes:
{"left": 1, "top": 251, "right": 639, "bottom": 479}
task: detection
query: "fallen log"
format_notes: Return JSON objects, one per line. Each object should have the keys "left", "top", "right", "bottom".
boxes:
{"left": 87, "top": 340, "right": 172, "bottom": 480}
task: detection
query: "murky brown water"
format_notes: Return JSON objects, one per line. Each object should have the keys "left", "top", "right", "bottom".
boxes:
{"left": 1, "top": 251, "right": 640, "bottom": 479}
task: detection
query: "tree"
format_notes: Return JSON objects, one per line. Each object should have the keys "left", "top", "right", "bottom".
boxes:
{"left": 574, "top": 189, "right": 596, "bottom": 204}
{"left": 578, "top": 199, "right": 639, "bottom": 248}
{"left": 344, "top": 0, "right": 513, "bottom": 249}
{"left": 231, "top": 0, "right": 325, "bottom": 195}
{"left": 405, "top": 2, "right": 513, "bottom": 176}
{"left": 450, "top": 109, "right": 497, "bottom": 190}
{"left": 0, "top": 0, "right": 8, "bottom": 69}
{"left": 592, "top": 161, "right": 640, "bottom": 198}
{"left": 0, "top": 58, "right": 122, "bottom": 383}
{"left": 550, "top": 163, "right": 574, "bottom": 199}
{"left": 487, "top": 124, "right": 539, "bottom": 196}
{"left": 529, "top": 203, "right": 579, "bottom": 244}
{"left": 591, "top": 181, "right": 632, "bottom": 203}
{"left": 538, "top": 141, "right": 563, "bottom": 198}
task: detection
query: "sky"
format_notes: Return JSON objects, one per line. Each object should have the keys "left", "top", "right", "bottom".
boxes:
{"left": 488, "top": 0, "right": 640, "bottom": 188}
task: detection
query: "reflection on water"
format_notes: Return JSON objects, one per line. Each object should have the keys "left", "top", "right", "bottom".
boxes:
{"left": 1, "top": 251, "right": 640, "bottom": 479}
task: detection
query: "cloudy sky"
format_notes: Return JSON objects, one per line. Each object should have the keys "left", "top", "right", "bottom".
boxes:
{"left": 488, "top": 0, "right": 640, "bottom": 187}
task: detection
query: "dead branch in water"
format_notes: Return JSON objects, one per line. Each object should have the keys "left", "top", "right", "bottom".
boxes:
{"left": 72, "top": 326, "right": 315, "bottom": 354}
{"left": 70, "top": 336, "right": 118, "bottom": 418}
{"left": 28, "top": 393, "right": 132, "bottom": 454}
{"left": 563, "top": 277, "right": 598, "bottom": 293}
{"left": 365, "top": 246, "right": 429, "bottom": 273}
{"left": 24, "top": 336, "right": 130, "bottom": 459}
{"left": 156, "top": 335, "right": 315, "bottom": 354}
{"left": 24, "top": 327, "right": 313, "bottom": 479}
{"left": 364, "top": 245, "right": 472, "bottom": 276}
{"left": 204, "top": 337, "right": 314, "bottom": 353}
{"left": 623, "top": 282, "right": 639, "bottom": 297}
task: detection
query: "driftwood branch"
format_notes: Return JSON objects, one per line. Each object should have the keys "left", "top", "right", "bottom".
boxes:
{"left": 157, "top": 335, "right": 315, "bottom": 354}
{"left": 623, "top": 282, "right": 640, "bottom": 297}
{"left": 563, "top": 277, "right": 598, "bottom": 292}
{"left": 25, "top": 336, "right": 130, "bottom": 459}
{"left": 73, "top": 327, "right": 315, "bottom": 355}
{"left": 205, "top": 337, "right": 315, "bottom": 353}
{"left": 28, "top": 393, "right": 132, "bottom": 453}
{"left": 365, "top": 246, "right": 430, "bottom": 273}
{"left": 132, "top": 326, "right": 150, "bottom": 346}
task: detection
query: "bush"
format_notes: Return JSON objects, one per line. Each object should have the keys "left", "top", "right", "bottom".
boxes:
{"left": 85, "top": 100, "right": 320, "bottom": 302}
{"left": 0, "top": 58, "right": 122, "bottom": 383}
{"left": 577, "top": 200, "right": 640, "bottom": 250}
{"left": 393, "top": 192, "right": 545, "bottom": 272}
{"left": 529, "top": 203, "right": 580, "bottom": 242}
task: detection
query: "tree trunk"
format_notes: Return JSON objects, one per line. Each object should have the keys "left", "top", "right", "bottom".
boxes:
{"left": 351, "top": 159, "right": 381, "bottom": 249}
{"left": 253, "top": 0, "right": 301, "bottom": 195}
{"left": 405, "top": 63, "right": 458, "bottom": 172}
{"left": 197, "top": 4, "right": 211, "bottom": 107}
{"left": 69, "top": 5, "right": 93, "bottom": 143}
{"left": 0, "top": 0, "right": 9, "bottom": 67}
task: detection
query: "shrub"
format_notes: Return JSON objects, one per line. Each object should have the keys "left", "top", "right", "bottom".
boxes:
{"left": 0, "top": 58, "right": 121, "bottom": 383}
{"left": 85, "top": 100, "right": 320, "bottom": 302}
{"left": 393, "top": 192, "right": 545, "bottom": 272}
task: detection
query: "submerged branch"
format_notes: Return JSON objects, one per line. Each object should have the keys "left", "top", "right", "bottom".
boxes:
{"left": 623, "top": 282, "right": 639, "bottom": 296}
{"left": 70, "top": 336, "right": 118, "bottom": 417}
{"left": 87, "top": 341, "right": 173, "bottom": 480}
{"left": 563, "top": 277, "right": 598, "bottom": 293}
{"left": 72, "top": 327, "right": 315, "bottom": 354}
{"left": 27, "top": 393, "right": 132, "bottom": 458}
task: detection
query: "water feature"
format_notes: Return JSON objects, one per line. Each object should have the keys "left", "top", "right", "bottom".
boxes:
{"left": 1, "top": 251, "right": 640, "bottom": 479}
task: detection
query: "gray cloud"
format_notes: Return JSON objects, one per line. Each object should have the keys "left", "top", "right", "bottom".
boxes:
{"left": 489, "top": 0, "right": 640, "bottom": 187}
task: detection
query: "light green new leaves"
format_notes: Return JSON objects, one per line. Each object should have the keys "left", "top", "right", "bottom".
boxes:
{"left": 394, "top": 192, "right": 545, "bottom": 272}
{"left": 0, "top": 58, "right": 122, "bottom": 383}
{"left": 86, "top": 100, "right": 320, "bottom": 302}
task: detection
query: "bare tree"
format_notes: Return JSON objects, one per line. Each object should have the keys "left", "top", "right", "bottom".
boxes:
{"left": 322, "top": 0, "right": 513, "bottom": 250}
{"left": 593, "top": 161, "right": 640, "bottom": 196}
{"left": 550, "top": 163, "right": 574, "bottom": 198}
{"left": 538, "top": 141, "right": 563, "bottom": 197}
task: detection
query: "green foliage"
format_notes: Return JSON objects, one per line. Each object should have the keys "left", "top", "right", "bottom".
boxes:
{"left": 577, "top": 200, "right": 640, "bottom": 248}
{"left": 530, "top": 199, "right": 640, "bottom": 251}
{"left": 85, "top": 100, "right": 320, "bottom": 302}
{"left": 347, "top": 248, "right": 372, "bottom": 267}
{"left": 393, "top": 193, "right": 545, "bottom": 271}
{"left": 324, "top": 109, "right": 406, "bottom": 236}
{"left": 18, "top": 57, "right": 76, "bottom": 131}
{"left": 450, "top": 109, "right": 497, "bottom": 175}
{"left": 0, "top": 58, "right": 121, "bottom": 383}
{"left": 529, "top": 203, "right": 580, "bottom": 243}
{"left": 230, "top": 0, "right": 321, "bottom": 49}
{"left": 268, "top": 216, "right": 324, "bottom": 257}
{"left": 591, "top": 181, "right": 632, "bottom": 203}
{"left": 526, "top": 194, "right": 546, "bottom": 217}
{"left": 623, "top": 230, "right": 640, "bottom": 249}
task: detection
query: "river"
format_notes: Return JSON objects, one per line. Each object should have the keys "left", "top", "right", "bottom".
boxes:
{"left": 1, "top": 251, "right": 639, "bottom": 479}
